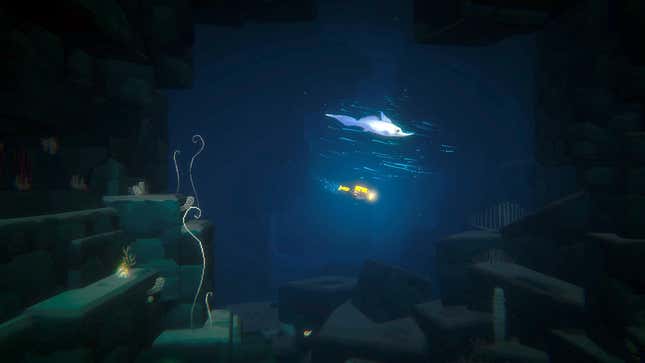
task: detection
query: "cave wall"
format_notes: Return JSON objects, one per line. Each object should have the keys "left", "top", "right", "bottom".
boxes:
{"left": 0, "top": 0, "right": 317, "bottom": 218}
{"left": 534, "top": 0, "right": 645, "bottom": 236}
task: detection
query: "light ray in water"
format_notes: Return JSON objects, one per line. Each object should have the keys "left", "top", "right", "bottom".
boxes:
{"left": 341, "top": 127, "right": 363, "bottom": 133}
{"left": 371, "top": 139, "right": 399, "bottom": 145}
{"left": 338, "top": 136, "right": 357, "bottom": 143}
{"left": 363, "top": 166, "right": 377, "bottom": 172}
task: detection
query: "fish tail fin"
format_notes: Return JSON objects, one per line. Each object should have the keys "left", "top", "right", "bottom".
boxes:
{"left": 325, "top": 114, "right": 358, "bottom": 127}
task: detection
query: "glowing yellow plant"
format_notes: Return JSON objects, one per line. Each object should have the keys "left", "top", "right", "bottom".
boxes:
{"left": 116, "top": 245, "right": 136, "bottom": 278}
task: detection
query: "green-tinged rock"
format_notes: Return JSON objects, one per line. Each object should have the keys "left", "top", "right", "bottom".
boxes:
{"left": 117, "top": 77, "right": 154, "bottom": 107}
{"left": 162, "top": 303, "right": 205, "bottom": 330}
{"left": 103, "top": 195, "right": 181, "bottom": 238}
{"left": 142, "top": 259, "right": 179, "bottom": 302}
{"left": 79, "top": 256, "right": 106, "bottom": 286}
{"left": 132, "top": 238, "right": 165, "bottom": 264}
{"left": 179, "top": 265, "right": 202, "bottom": 302}
{"left": 162, "top": 220, "right": 213, "bottom": 265}
{"left": 151, "top": 327, "right": 231, "bottom": 362}
{"left": 91, "top": 158, "right": 126, "bottom": 196}
{"left": 2, "top": 250, "right": 56, "bottom": 304}
{"left": 0, "top": 293, "right": 21, "bottom": 323}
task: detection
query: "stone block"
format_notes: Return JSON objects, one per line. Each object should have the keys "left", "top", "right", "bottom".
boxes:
{"left": 161, "top": 219, "right": 213, "bottom": 265}
{"left": 436, "top": 231, "right": 506, "bottom": 305}
{"left": 150, "top": 326, "right": 231, "bottom": 363}
{"left": 68, "top": 230, "right": 124, "bottom": 269}
{"left": 588, "top": 233, "right": 645, "bottom": 288}
{"left": 469, "top": 262, "right": 585, "bottom": 344}
{"left": 131, "top": 238, "right": 165, "bottom": 264}
{"left": 66, "top": 49, "right": 93, "bottom": 85}
{"left": 103, "top": 194, "right": 181, "bottom": 238}
{"left": 312, "top": 301, "right": 428, "bottom": 363}
{"left": 279, "top": 276, "right": 356, "bottom": 329}
{"left": 502, "top": 191, "right": 591, "bottom": 238}
{"left": 226, "top": 301, "right": 280, "bottom": 336}
{"left": 352, "top": 260, "right": 432, "bottom": 323}
{"left": 413, "top": 300, "right": 492, "bottom": 359}
{"left": 610, "top": 108, "right": 642, "bottom": 132}
{"left": 0, "top": 250, "right": 56, "bottom": 306}
{"left": 161, "top": 303, "right": 205, "bottom": 330}
{"left": 141, "top": 259, "right": 179, "bottom": 302}
{"left": 620, "top": 195, "right": 645, "bottom": 237}
{"left": 547, "top": 329, "right": 623, "bottom": 363}
{"left": 24, "top": 348, "right": 92, "bottom": 363}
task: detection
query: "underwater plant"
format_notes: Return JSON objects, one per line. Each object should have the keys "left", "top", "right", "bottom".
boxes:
{"left": 189, "top": 134, "right": 205, "bottom": 210}
{"left": 116, "top": 245, "right": 136, "bottom": 278}
{"left": 183, "top": 205, "right": 205, "bottom": 329}
{"left": 205, "top": 291, "right": 213, "bottom": 327}
{"left": 173, "top": 149, "right": 181, "bottom": 194}
{"left": 173, "top": 134, "right": 207, "bottom": 328}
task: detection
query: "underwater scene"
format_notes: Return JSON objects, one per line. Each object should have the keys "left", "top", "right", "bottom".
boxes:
{"left": 1, "top": 1, "right": 645, "bottom": 363}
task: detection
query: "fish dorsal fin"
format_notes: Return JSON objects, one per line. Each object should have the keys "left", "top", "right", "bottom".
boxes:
{"left": 380, "top": 112, "right": 392, "bottom": 123}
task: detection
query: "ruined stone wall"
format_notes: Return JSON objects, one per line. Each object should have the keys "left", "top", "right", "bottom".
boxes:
{"left": 534, "top": 0, "right": 645, "bottom": 236}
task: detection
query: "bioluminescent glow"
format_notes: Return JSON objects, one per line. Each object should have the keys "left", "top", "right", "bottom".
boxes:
{"left": 189, "top": 135, "right": 205, "bottom": 213}
{"left": 325, "top": 112, "right": 414, "bottom": 138}
{"left": 173, "top": 150, "right": 181, "bottom": 194}
{"left": 183, "top": 205, "right": 205, "bottom": 329}
{"left": 116, "top": 246, "right": 136, "bottom": 278}
{"left": 205, "top": 291, "right": 213, "bottom": 328}
{"left": 303, "top": 329, "right": 313, "bottom": 337}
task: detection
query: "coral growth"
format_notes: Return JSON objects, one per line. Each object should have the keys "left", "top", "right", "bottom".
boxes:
{"left": 116, "top": 245, "right": 136, "bottom": 278}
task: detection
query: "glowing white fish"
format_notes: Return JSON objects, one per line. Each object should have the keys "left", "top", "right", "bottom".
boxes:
{"left": 325, "top": 112, "right": 414, "bottom": 138}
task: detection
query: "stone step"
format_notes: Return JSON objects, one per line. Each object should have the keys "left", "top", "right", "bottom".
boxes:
{"left": 587, "top": 233, "right": 645, "bottom": 288}
{"left": 26, "top": 268, "right": 157, "bottom": 321}
{"left": 312, "top": 301, "right": 428, "bottom": 363}
{"left": 547, "top": 329, "right": 625, "bottom": 363}
{"left": 352, "top": 260, "right": 432, "bottom": 323}
{"left": 412, "top": 300, "right": 492, "bottom": 360}
{"left": 279, "top": 275, "right": 356, "bottom": 330}
{"left": 205, "top": 309, "right": 242, "bottom": 345}
{"left": 161, "top": 219, "right": 214, "bottom": 265}
{"left": 68, "top": 230, "right": 125, "bottom": 269}
{"left": 469, "top": 262, "right": 585, "bottom": 344}
{"left": 150, "top": 326, "right": 231, "bottom": 362}
{"left": 102, "top": 194, "right": 183, "bottom": 238}
{"left": 502, "top": 191, "right": 592, "bottom": 238}
{"left": 0, "top": 268, "right": 158, "bottom": 351}
{"left": 435, "top": 230, "right": 505, "bottom": 304}
{"left": 0, "top": 207, "right": 119, "bottom": 262}
{"left": 0, "top": 314, "right": 33, "bottom": 352}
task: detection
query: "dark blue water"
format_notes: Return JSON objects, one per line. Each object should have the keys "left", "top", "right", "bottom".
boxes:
{"left": 167, "top": 0, "right": 535, "bottom": 304}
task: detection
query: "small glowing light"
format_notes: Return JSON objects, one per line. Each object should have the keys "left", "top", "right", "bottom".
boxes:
{"left": 116, "top": 263, "right": 130, "bottom": 278}
{"left": 367, "top": 191, "right": 377, "bottom": 202}
{"left": 147, "top": 295, "right": 155, "bottom": 304}
{"left": 303, "top": 329, "right": 313, "bottom": 337}
{"left": 338, "top": 185, "right": 350, "bottom": 192}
